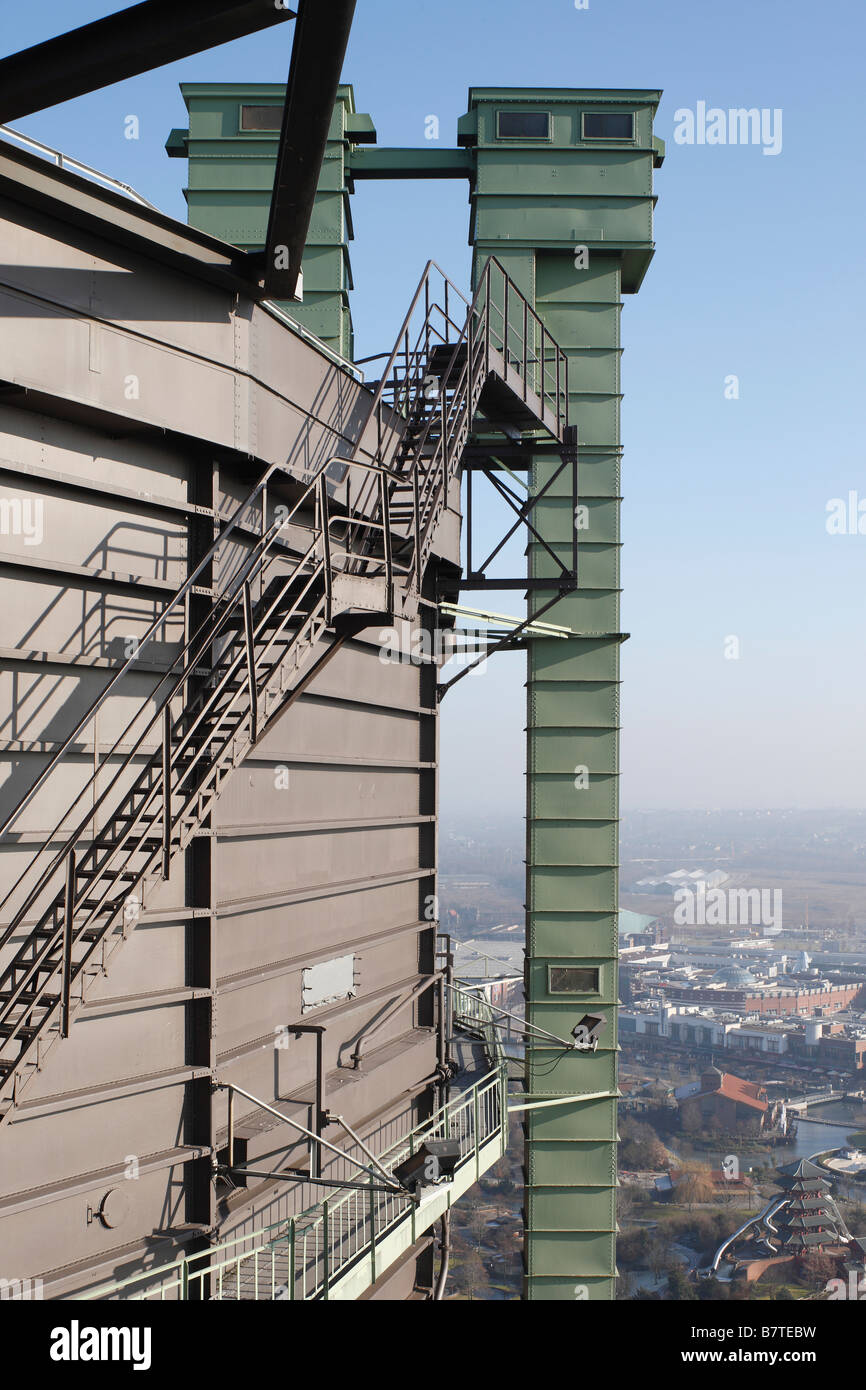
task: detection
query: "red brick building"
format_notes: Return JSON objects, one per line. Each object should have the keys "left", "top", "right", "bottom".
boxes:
{"left": 677, "top": 1067, "right": 769, "bottom": 1134}
{"left": 662, "top": 983, "right": 863, "bottom": 1018}
{"left": 817, "top": 1034, "right": 866, "bottom": 1071}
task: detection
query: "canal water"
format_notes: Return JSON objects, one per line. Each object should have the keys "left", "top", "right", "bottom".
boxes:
{"left": 786, "top": 1116, "right": 851, "bottom": 1160}
{"left": 676, "top": 1101, "right": 864, "bottom": 1168}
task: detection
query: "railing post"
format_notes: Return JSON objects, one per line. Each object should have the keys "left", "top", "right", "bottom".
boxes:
{"left": 436, "top": 973, "right": 446, "bottom": 1078}
{"left": 182, "top": 588, "right": 191, "bottom": 713}
{"left": 60, "top": 848, "right": 76, "bottom": 1038}
{"left": 563, "top": 353, "right": 569, "bottom": 437}
{"left": 408, "top": 1134, "right": 416, "bottom": 1245}
{"left": 289, "top": 1218, "right": 296, "bottom": 1300}
{"left": 484, "top": 263, "right": 491, "bottom": 377}
{"left": 261, "top": 481, "right": 268, "bottom": 601}
{"left": 369, "top": 1176, "right": 377, "bottom": 1285}
{"left": 440, "top": 386, "right": 448, "bottom": 489}
{"left": 412, "top": 465, "right": 421, "bottom": 594}
{"left": 500, "top": 1062, "right": 508, "bottom": 1157}
{"left": 318, "top": 475, "right": 332, "bottom": 624}
{"left": 161, "top": 705, "right": 171, "bottom": 880}
{"left": 322, "top": 1200, "right": 330, "bottom": 1300}
{"left": 227, "top": 1084, "right": 234, "bottom": 1169}
{"left": 179, "top": 1256, "right": 189, "bottom": 1301}
{"left": 522, "top": 299, "right": 528, "bottom": 400}
{"left": 503, "top": 272, "right": 509, "bottom": 367}
{"left": 242, "top": 580, "right": 258, "bottom": 744}
{"left": 379, "top": 471, "right": 392, "bottom": 611}
{"left": 474, "top": 1084, "right": 481, "bottom": 1181}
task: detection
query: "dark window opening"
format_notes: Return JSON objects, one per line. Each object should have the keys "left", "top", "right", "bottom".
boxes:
{"left": 582, "top": 112, "right": 634, "bottom": 140}
{"left": 496, "top": 110, "right": 551, "bottom": 140}
{"left": 548, "top": 966, "right": 600, "bottom": 994}
{"left": 240, "top": 105, "right": 284, "bottom": 132}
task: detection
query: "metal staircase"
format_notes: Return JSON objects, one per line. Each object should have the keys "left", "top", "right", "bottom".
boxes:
{"left": 0, "top": 256, "right": 568, "bottom": 1123}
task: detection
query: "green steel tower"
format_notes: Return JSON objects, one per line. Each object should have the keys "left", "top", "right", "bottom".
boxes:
{"left": 458, "top": 89, "right": 662, "bottom": 1300}
{"left": 169, "top": 82, "right": 661, "bottom": 1301}
{"left": 167, "top": 83, "right": 375, "bottom": 357}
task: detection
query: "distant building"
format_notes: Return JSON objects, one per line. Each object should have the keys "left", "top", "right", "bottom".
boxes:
{"left": 677, "top": 1066, "right": 771, "bottom": 1134}
{"left": 661, "top": 980, "right": 863, "bottom": 1018}
{"left": 817, "top": 1034, "right": 866, "bottom": 1071}
{"left": 773, "top": 1160, "right": 849, "bottom": 1253}
{"left": 618, "top": 909, "right": 659, "bottom": 949}
{"left": 634, "top": 867, "right": 729, "bottom": 895}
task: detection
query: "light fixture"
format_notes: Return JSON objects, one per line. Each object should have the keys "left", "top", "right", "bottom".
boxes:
{"left": 571, "top": 1013, "right": 607, "bottom": 1051}
{"left": 393, "top": 1139, "right": 462, "bottom": 1191}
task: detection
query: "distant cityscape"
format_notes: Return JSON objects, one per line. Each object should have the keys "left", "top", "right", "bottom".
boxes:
{"left": 441, "top": 809, "right": 866, "bottom": 1300}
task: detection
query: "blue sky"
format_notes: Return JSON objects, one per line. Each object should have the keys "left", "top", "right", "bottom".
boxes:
{"left": 5, "top": 0, "right": 866, "bottom": 812}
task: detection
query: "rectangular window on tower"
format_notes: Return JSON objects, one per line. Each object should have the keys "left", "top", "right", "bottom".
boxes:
{"left": 496, "top": 110, "right": 551, "bottom": 140}
{"left": 239, "top": 105, "right": 284, "bottom": 132}
{"left": 582, "top": 112, "right": 635, "bottom": 140}
{"left": 547, "top": 965, "right": 600, "bottom": 995}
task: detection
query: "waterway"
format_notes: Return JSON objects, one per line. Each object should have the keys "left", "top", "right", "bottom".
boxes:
{"left": 676, "top": 1101, "right": 863, "bottom": 1170}
{"left": 786, "top": 1117, "right": 851, "bottom": 1160}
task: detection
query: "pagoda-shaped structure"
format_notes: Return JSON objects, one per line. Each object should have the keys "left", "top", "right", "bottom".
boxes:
{"left": 772, "top": 1159, "right": 849, "bottom": 1253}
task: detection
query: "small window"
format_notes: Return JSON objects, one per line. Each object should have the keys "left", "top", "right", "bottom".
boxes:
{"left": 240, "top": 104, "right": 284, "bottom": 132}
{"left": 548, "top": 965, "right": 600, "bottom": 995}
{"left": 496, "top": 110, "right": 551, "bottom": 140}
{"left": 582, "top": 112, "right": 634, "bottom": 140}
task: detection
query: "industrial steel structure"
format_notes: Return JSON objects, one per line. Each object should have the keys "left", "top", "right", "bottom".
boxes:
{"left": 173, "top": 75, "right": 661, "bottom": 1299}
{"left": 0, "top": 1, "right": 661, "bottom": 1301}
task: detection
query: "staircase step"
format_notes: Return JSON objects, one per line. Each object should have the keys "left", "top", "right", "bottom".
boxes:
{"left": 78, "top": 868, "right": 138, "bottom": 883}
{"left": 0, "top": 990, "right": 59, "bottom": 1007}
{"left": 427, "top": 342, "right": 468, "bottom": 384}
{"left": 0, "top": 1021, "right": 40, "bottom": 1040}
{"left": 93, "top": 835, "right": 161, "bottom": 852}
{"left": 33, "top": 923, "right": 106, "bottom": 941}
{"left": 112, "top": 812, "right": 157, "bottom": 826}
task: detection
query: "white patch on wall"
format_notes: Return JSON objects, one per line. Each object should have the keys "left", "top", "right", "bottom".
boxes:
{"left": 302, "top": 954, "right": 357, "bottom": 1013}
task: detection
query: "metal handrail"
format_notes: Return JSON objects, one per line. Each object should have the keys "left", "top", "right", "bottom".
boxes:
{"left": 0, "top": 124, "right": 160, "bottom": 210}
{"left": 77, "top": 986, "right": 506, "bottom": 1301}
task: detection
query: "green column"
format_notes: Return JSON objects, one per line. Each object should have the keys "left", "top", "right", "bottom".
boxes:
{"left": 167, "top": 83, "right": 376, "bottom": 358}
{"left": 463, "top": 88, "right": 662, "bottom": 1299}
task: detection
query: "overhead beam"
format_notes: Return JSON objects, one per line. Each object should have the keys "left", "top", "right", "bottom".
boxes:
{"left": 348, "top": 148, "right": 474, "bottom": 181}
{"left": 259, "top": 0, "right": 357, "bottom": 301}
{"left": 0, "top": 0, "right": 296, "bottom": 124}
